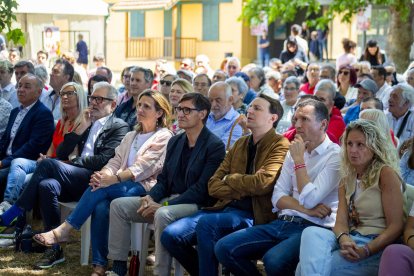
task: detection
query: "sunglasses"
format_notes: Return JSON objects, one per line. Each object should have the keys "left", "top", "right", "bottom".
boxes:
{"left": 160, "top": 80, "right": 172, "bottom": 87}
{"left": 339, "top": 71, "right": 350, "bottom": 76}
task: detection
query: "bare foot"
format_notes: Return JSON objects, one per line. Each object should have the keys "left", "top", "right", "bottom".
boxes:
{"left": 33, "top": 229, "right": 69, "bottom": 247}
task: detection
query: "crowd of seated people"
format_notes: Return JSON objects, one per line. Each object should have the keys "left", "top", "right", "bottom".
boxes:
{"left": 1, "top": 45, "right": 414, "bottom": 276}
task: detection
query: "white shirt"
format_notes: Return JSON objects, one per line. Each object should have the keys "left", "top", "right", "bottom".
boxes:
{"left": 272, "top": 135, "right": 341, "bottom": 228}
{"left": 386, "top": 109, "right": 414, "bottom": 145}
{"left": 81, "top": 115, "right": 111, "bottom": 157}
{"left": 376, "top": 83, "right": 392, "bottom": 110}
{"left": 6, "top": 101, "right": 37, "bottom": 155}
{"left": 127, "top": 131, "right": 154, "bottom": 167}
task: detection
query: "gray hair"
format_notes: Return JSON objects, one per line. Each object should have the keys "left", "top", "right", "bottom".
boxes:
{"left": 284, "top": 76, "right": 301, "bottom": 89}
{"left": 60, "top": 82, "right": 88, "bottom": 128}
{"left": 21, "top": 73, "right": 43, "bottom": 90}
{"left": 320, "top": 64, "right": 336, "bottom": 81}
{"left": 209, "top": 81, "right": 232, "bottom": 99}
{"left": 315, "top": 79, "right": 337, "bottom": 101}
{"left": 130, "top": 66, "right": 154, "bottom": 84}
{"left": 226, "top": 57, "right": 241, "bottom": 69}
{"left": 92, "top": 82, "right": 118, "bottom": 100}
{"left": 393, "top": 83, "right": 414, "bottom": 105}
{"left": 266, "top": 71, "right": 282, "bottom": 81}
{"left": 34, "top": 65, "right": 49, "bottom": 85}
{"left": 225, "top": 76, "right": 248, "bottom": 96}
{"left": 0, "top": 59, "right": 14, "bottom": 74}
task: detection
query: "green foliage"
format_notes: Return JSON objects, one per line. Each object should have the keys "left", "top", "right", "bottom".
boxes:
{"left": 0, "top": 0, "right": 25, "bottom": 44}
{"left": 241, "top": 0, "right": 412, "bottom": 29}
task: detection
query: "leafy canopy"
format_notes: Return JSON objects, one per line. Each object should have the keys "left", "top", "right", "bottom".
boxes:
{"left": 241, "top": 0, "right": 412, "bottom": 28}
{"left": 0, "top": 0, "right": 25, "bottom": 44}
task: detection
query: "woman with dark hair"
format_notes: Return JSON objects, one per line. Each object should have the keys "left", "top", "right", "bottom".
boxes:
{"left": 247, "top": 67, "right": 274, "bottom": 97}
{"left": 336, "top": 38, "right": 357, "bottom": 70}
{"left": 337, "top": 65, "right": 358, "bottom": 105}
{"left": 359, "top": 40, "right": 387, "bottom": 66}
{"left": 33, "top": 90, "right": 173, "bottom": 276}
{"left": 88, "top": 74, "right": 108, "bottom": 96}
{"left": 280, "top": 36, "right": 308, "bottom": 64}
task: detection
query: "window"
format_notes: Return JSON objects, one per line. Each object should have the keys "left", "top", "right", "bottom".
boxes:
{"left": 202, "top": 3, "right": 219, "bottom": 41}
{"left": 130, "top": 11, "right": 145, "bottom": 38}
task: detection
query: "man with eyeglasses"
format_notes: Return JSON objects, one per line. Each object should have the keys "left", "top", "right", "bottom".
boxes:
{"left": 0, "top": 73, "right": 54, "bottom": 196}
{"left": 115, "top": 66, "right": 153, "bottom": 130}
{"left": 107, "top": 93, "right": 225, "bottom": 276}
{"left": 45, "top": 59, "right": 74, "bottom": 122}
{"left": 193, "top": 73, "right": 211, "bottom": 96}
{"left": 0, "top": 82, "right": 129, "bottom": 268}
{"left": 161, "top": 94, "right": 289, "bottom": 276}
{"left": 206, "top": 81, "right": 243, "bottom": 149}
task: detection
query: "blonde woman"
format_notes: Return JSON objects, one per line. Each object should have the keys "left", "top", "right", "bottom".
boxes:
{"left": 0, "top": 82, "right": 88, "bottom": 213}
{"left": 296, "top": 119, "right": 404, "bottom": 276}
{"left": 34, "top": 90, "right": 173, "bottom": 275}
{"left": 169, "top": 78, "right": 193, "bottom": 134}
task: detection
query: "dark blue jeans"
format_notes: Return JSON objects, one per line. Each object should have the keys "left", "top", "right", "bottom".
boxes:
{"left": 66, "top": 180, "right": 146, "bottom": 266}
{"left": 215, "top": 219, "right": 309, "bottom": 276}
{"left": 16, "top": 158, "right": 92, "bottom": 231}
{"left": 161, "top": 207, "right": 253, "bottom": 276}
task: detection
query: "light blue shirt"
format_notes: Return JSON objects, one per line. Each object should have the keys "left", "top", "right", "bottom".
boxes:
{"left": 1, "top": 83, "right": 18, "bottom": 108}
{"left": 81, "top": 115, "right": 110, "bottom": 157}
{"left": 0, "top": 98, "right": 12, "bottom": 138}
{"left": 41, "top": 89, "right": 61, "bottom": 121}
{"left": 400, "top": 150, "right": 414, "bottom": 186}
{"left": 206, "top": 106, "right": 242, "bottom": 149}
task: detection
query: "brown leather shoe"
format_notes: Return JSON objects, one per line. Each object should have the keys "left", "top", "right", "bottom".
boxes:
{"left": 91, "top": 265, "right": 106, "bottom": 276}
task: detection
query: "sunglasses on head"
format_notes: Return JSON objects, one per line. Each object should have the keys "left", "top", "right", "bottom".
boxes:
{"left": 160, "top": 80, "right": 172, "bottom": 86}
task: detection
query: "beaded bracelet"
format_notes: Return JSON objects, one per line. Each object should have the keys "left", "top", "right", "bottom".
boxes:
{"left": 294, "top": 164, "right": 306, "bottom": 171}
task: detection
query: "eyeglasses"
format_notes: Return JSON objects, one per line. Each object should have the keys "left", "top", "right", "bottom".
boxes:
{"left": 386, "top": 72, "right": 393, "bottom": 76}
{"left": 59, "top": 90, "right": 77, "bottom": 97}
{"left": 284, "top": 87, "right": 297, "bottom": 91}
{"left": 338, "top": 71, "right": 350, "bottom": 76}
{"left": 123, "top": 75, "right": 131, "bottom": 79}
{"left": 160, "top": 80, "right": 172, "bottom": 87}
{"left": 88, "top": 95, "right": 114, "bottom": 104}
{"left": 194, "top": 82, "right": 208, "bottom": 87}
{"left": 175, "top": 106, "right": 199, "bottom": 115}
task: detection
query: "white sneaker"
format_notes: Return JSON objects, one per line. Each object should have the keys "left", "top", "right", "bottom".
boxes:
{"left": 0, "top": 201, "right": 11, "bottom": 216}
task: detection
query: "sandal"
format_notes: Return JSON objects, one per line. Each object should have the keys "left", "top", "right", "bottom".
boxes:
{"left": 91, "top": 265, "right": 106, "bottom": 276}
{"left": 33, "top": 229, "right": 68, "bottom": 247}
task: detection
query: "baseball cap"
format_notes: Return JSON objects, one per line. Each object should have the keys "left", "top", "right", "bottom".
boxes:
{"left": 355, "top": 79, "right": 379, "bottom": 95}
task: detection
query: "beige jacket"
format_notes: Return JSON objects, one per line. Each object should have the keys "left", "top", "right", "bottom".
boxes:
{"left": 103, "top": 127, "right": 173, "bottom": 191}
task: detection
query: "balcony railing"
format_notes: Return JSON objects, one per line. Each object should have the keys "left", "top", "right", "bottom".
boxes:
{"left": 126, "top": 37, "right": 197, "bottom": 60}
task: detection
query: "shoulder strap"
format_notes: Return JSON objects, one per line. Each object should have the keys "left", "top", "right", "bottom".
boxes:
{"left": 396, "top": 111, "right": 411, "bottom": 138}
{"left": 226, "top": 115, "right": 244, "bottom": 150}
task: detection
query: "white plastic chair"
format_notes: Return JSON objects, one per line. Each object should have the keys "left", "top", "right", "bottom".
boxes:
{"left": 131, "top": 222, "right": 184, "bottom": 276}
{"left": 59, "top": 201, "right": 91, "bottom": 266}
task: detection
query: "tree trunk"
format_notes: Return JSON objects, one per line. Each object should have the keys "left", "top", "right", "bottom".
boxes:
{"left": 387, "top": 5, "right": 414, "bottom": 73}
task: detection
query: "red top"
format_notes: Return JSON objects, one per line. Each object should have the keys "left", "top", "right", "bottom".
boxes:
{"left": 283, "top": 107, "right": 346, "bottom": 145}
{"left": 50, "top": 120, "right": 74, "bottom": 158}
{"left": 300, "top": 82, "right": 317, "bottom": 95}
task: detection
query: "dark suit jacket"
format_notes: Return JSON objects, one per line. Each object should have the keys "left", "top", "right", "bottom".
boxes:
{"left": 0, "top": 100, "right": 54, "bottom": 168}
{"left": 56, "top": 114, "right": 129, "bottom": 171}
{"left": 149, "top": 126, "right": 225, "bottom": 207}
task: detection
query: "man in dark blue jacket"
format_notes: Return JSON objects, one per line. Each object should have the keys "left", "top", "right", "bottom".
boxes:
{"left": 0, "top": 73, "right": 54, "bottom": 195}
{"left": 107, "top": 93, "right": 226, "bottom": 276}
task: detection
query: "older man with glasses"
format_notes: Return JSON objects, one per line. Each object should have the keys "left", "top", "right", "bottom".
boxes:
{"left": 0, "top": 82, "right": 129, "bottom": 269}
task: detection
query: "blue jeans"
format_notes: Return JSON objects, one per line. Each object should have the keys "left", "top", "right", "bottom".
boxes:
{"left": 216, "top": 219, "right": 311, "bottom": 276}
{"left": 296, "top": 226, "right": 383, "bottom": 276}
{"left": 4, "top": 158, "right": 36, "bottom": 203}
{"left": 66, "top": 180, "right": 146, "bottom": 266}
{"left": 161, "top": 207, "right": 253, "bottom": 276}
